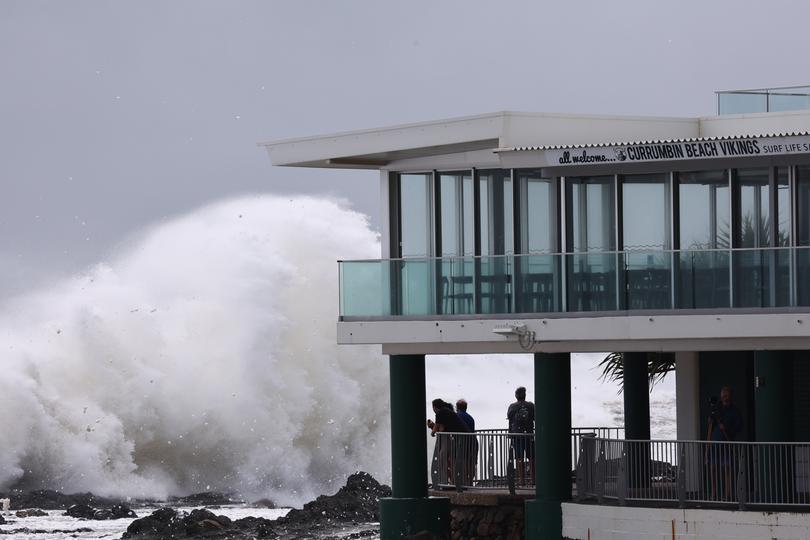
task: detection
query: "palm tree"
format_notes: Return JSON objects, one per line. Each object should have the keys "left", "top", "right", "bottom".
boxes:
{"left": 598, "top": 352, "right": 676, "bottom": 392}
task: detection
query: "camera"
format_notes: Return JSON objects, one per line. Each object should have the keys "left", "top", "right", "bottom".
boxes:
{"left": 709, "top": 396, "right": 722, "bottom": 423}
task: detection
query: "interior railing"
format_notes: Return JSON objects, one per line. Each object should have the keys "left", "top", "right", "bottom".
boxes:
{"left": 576, "top": 437, "right": 810, "bottom": 509}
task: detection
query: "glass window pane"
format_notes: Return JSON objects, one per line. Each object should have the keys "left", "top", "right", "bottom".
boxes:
{"left": 566, "top": 176, "right": 614, "bottom": 252}
{"left": 519, "top": 171, "right": 557, "bottom": 254}
{"left": 736, "top": 168, "right": 770, "bottom": 248}
{"left": 678, "top": 170, "right": 729, "bottom": 249}
{"left": 777, "top": 167, "right": 790, "bottom": 247}
{"left": 438, "top": 172, "right": 473, "bottom": 256}
{"left": 439, "top": 174, "right": 458, "bottom": 256}
{"left": 400, "top": 173, "right": 429, "bottom": 257}
{"left": 463, "top": 175, "right": 474, "bottom": 256}
{"left": 799, "top": 167, "right": 810, "bottom": 247}
{"left": 479, "top": 170, "right": 514, "bottom": 256}
{"left": 479, "top": 177, "right": 490, "bottom": 256}
{"left": 622, "top": 173, "right": 669, "bottom": 250}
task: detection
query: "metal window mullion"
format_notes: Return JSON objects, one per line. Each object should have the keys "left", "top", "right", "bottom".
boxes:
{"left": 670, "top": 171, "right": 678, "bottom": 309}
{"left": 510, "top": 169, "right": 517, "bottom": 314}
{"left": 729, "top": 168, "right": 736, "bottom": 306}
{"left": 614, "top": 174, "right": 623, "bottom": 310}
{"left": 560, "top": 176, "right": 568, "bottom": 313}
{"left": 789, "top": 166, "right": 798, "bottom": 306}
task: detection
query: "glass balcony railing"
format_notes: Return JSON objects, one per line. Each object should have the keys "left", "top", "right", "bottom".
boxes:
{"left": 717, "top": 86, "right": 810, "bottom": 115}
{"left": 338, "top": 246, "right": 810, "bottom": 318}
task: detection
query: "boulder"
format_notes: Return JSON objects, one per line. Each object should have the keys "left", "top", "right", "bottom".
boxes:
{"left": 15, "top": 508, "right": 48, "bottom": 517}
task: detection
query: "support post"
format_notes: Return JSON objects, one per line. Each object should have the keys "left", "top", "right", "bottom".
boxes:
{"left": 525, "top": 352, "right": 571, "bottom": 540}
{"left": 380, "top": 355, "right": 449, "bottom": 540}
{"left": 623, "top": 352, "right": 650, "bottom": 491}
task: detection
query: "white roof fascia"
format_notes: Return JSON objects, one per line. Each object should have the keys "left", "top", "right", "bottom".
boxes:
{"left": 259, "top": 111, "right": 508, "bottom": 168}
{"left": 699, "top": 109, "right": 810, "bottom": 138}
{"left": 502, "top": 112, "right": 698, "bottom": 148}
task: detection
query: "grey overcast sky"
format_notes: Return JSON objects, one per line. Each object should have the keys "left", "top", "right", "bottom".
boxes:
{"left": 2, "top": 0, "right": 808, "bottom": 298}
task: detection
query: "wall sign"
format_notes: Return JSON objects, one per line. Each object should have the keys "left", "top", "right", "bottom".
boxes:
{"left": 544, "top": 135, "right": 810, "bottom": 166}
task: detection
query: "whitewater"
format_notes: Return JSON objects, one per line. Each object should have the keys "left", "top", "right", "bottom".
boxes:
{"left": 0, "top": 195, "right": 390, "bottom": 507}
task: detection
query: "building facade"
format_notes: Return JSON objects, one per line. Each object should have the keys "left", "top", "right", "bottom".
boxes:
{"left": 263, "top": 93, "right": 810, "bottom": 539}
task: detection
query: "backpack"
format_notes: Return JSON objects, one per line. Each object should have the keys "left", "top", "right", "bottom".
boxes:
{"left": 513, "top": 403, "right": 532, "bottom": 433}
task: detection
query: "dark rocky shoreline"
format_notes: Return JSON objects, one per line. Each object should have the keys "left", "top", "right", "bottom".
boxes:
{"left": 0, "top": 472, "right": 391, "bottom": 539}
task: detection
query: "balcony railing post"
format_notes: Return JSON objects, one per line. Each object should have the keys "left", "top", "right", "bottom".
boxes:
{"left": 597, "top": 438, "right": 606, "bottom": 504}
{"left": 576, "top": 435, "right": 592, "bottom": 502}
{"left": 677, "top": 441, "right": 687, "bottom": 507}
{"left": 617, "top": 442, "right": 627, "bottom": 505}
{"left": 507, "top": 444, "right": 516, "bottom": 495}
{"left": 738, "top": 445, "right": 748, "bottom": 510}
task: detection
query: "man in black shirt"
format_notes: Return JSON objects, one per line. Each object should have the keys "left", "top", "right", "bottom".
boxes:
{"left": 427, "top": 399, "right": 471, "bottom": 487}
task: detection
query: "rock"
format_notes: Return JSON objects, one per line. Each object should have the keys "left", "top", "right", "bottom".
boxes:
{"left": 251, "top": 497, "right": 276, "bottom": 508}
{"left": 0, "top": 514, "right": 5, "bottom": 525}
{"left": 168, "top": 491, "right": 239, "bottom": 506}
{"left": 121, "top": 472, "right": 387, "bottom": 539}
{"left": 0, "top": 489, "right": 119, "bottom": 511}
{"left": 66, "top": 503, "right": 97, "bottom": 519}
{"left": 123, "top": 506, "right": 246, "bottom": 539}
{"left": 15, "top": 508, "right": 48, "bottom": 517}
{"left": 279, "top": 471, "right": 391, "bottom": 526}
{"left": 65, "top": 502, "right": 137, "bottom": 521}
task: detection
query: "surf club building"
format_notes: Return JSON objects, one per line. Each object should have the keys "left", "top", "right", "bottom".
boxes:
{"left": 263, "top": 87, "right": 810, "bottom": 539}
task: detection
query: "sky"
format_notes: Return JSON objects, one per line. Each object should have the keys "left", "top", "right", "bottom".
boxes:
{"left": 3, "top": 0, "right": 810, "bottom": 300}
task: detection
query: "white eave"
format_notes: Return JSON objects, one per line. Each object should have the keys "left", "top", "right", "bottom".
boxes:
{"left": 260, "top": 108, "right": 810, "bottom": 170}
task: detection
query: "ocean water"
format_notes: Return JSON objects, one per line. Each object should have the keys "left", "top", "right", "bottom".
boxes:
{"left": 0, "top": 506, "right": 290, "bottom": 540}
{"left": 0, "top": 194, "right": 676, "bottom": 519}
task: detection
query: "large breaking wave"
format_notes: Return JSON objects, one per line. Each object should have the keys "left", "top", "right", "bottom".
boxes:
{"left": 0, "top": 195, "right": 390, "bottom": 506}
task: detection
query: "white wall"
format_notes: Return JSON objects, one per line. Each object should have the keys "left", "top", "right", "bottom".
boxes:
{"left": 563, "top": 502, "right": 810, "bottom": 540}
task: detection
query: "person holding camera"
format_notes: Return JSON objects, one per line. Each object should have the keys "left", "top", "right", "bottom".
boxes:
{"left": 705, "top": 386, "right": 743, "bottom": 500}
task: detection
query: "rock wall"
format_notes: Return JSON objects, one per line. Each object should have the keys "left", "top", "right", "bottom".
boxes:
{"left": 447, "top": 497, "right": 526, "bottom": 540}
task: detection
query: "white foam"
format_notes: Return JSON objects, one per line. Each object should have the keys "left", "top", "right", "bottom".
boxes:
{"left": 0, "top": 195, "right": 390, "bottom": 506}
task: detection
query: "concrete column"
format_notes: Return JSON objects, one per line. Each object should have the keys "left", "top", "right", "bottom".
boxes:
{"left": 675, "top": 351, "right": 701, "bottom": 493}
{"left": 379, "top": 355, "right": 449, "bottom": 539}
{"left": 623, "top": 352, "right": 650, "bottom": 440}
{"left": 675, "top": 352, "right": 700, "bottom": 440}
{"left": 754, "top": 351, "right": 794, "bottom": 442}
{"left": 525, "top": 352, "right": 571, "bottom": 540}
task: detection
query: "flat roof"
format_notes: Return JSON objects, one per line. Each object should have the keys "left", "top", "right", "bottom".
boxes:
{"left": 260, "top": 109, "right": 810, "bottom": 170}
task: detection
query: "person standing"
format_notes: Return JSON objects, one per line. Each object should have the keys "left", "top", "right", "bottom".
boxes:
{"left": 456, "top": 399, "right": 475, "bottom": 432}
{"left": 507, "top": 386, "right": 535, "bottom": 486}
{"left": 427, "top": 399, "right": 470, "bottom": 487}
{"left": 706, "top": 386, "right": 743, "bottom": 500}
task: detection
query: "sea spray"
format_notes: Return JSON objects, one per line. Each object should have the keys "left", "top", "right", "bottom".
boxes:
{"left": 0, "top": 195, "right": 390, "bottom": 506}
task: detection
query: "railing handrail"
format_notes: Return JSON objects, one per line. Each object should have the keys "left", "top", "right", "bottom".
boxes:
{"left": 590, "top": 436, "right": 810, "bottom": 446}
{"left": 339, "top": 245, "right": 810, "bottom": 264}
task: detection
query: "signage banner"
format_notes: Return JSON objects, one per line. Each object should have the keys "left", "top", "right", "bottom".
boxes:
{"left": 544, "top": 135, "right": 810, "bottom": 166}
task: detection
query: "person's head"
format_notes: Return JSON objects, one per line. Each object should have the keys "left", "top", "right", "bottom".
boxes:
{"left": 456, "top": 399, "right": 468, "bottom": 412}
{"left": 515, "top": 386, "right": 526, "bottom": 401}
{"left": 431, "top": 398, "right": 444, "bottom": 412}
{"left": 720, "top": 386, "right": 732, "bottom": 406}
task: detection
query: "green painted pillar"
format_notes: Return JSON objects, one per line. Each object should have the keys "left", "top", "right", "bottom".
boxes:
{"left": 623, "top": 352, "right": 650, "bottom": 440}
{"left": 380, "top": 354, "right": 449, "bottom": 539}
{"left": 525, "top": 352, "right": 571, "bottom": 540}
{"left": 754, "top": 351, "right": 793, "bottom": 442}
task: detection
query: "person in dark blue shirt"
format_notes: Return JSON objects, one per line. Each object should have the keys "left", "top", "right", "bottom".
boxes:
{"left": 456, "top": 399, "right": 475, "bottom": 432}
{"left": 706, "top": 386, "right": 743, "bottom": 500}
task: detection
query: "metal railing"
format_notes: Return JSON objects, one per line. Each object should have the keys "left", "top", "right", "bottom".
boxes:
{"left": 431, "top": 427, "right": 623, "bottom": 493}
{"left": 577, "top": 437, "right": 810, "bottom": 509}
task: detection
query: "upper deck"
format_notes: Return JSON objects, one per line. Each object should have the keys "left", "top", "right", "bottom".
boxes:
{"left": 263, "top": 109, "right": 810, "bottom": 354}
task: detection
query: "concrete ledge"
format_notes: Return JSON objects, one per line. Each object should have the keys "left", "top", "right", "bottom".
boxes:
{"left": 562, "top": 502, "right": 810, "bottom": 539}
